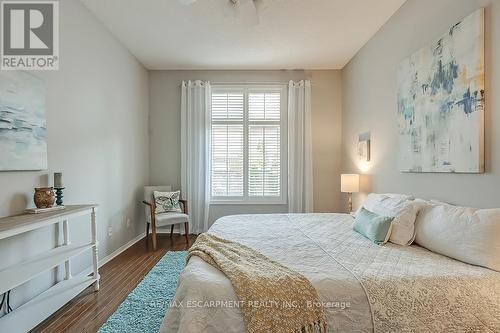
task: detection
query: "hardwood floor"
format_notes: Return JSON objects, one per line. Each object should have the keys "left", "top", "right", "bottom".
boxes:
{"left": 32, "top": 234, "right": 196, "bottom": 333}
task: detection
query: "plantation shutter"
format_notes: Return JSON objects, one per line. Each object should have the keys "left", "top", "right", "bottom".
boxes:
{"left": 248, "top": 92, "right": 281, "bottom": 120}
{"left": 211, "top": 91, "right": 244, "bottom": 197}
{"left": 210, "top": 87, "right": 283, "bottom": 201}
{"left": 248, "top": 92, "right": 281, "bottom": 197}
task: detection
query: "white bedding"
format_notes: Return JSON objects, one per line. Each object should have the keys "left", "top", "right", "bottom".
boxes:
{"left": 161, "top": 213, "right": 500, "bottom": 332}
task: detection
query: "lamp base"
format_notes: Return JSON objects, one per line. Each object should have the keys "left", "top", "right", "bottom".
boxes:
{"left": 348, "top": 192, "right": 352, "bottom": 213}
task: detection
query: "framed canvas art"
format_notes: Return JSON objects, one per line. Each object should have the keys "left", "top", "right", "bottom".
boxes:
{"left": 397, "top": 9, "right": 484, "bottom": 173}
{"left": 0, "top": 71, "right": 47, "bottom": 171}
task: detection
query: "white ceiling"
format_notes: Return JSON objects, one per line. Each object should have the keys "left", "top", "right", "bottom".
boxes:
{"left": 81, "top": 0, "right": 406, "bottom": 70}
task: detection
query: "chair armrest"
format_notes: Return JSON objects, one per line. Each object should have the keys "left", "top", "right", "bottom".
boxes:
{"left": 142, "top": 200, "right": 153, "bottom": 207}
{"left": 143, "top": 200, "right": 156, "bottom": 225}
{"left": 179, "top": 199, "right": 188, "bottom": 215}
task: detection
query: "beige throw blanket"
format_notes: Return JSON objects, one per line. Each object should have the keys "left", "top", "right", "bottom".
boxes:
{"left": 187, "top": 233, "right": 327, "bottom": 333}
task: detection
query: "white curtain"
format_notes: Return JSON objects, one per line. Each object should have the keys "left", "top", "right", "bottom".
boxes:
{"left": 288, "top": 80, "right": 313, "bottom": 213}
{"left": 181, "top": 80, "right": 211, "bottom": 234}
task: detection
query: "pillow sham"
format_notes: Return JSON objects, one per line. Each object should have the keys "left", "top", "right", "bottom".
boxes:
{"left": 154, "top": 190, "right": 182, "bottom": 214}
{"left": 353, "top": 207, "right": 393, "bottom": 245}
{"left": 415, "top": 204, "right": 500, "bottom": 271}
{"left": 360, "top": 193, "right": 423, "bottom": 245}
{"left": 383, "top": 193, "right": 415, "bottom": 201}
{"left": 361, "top": 193, "right": 389, "bottom": 211}
{"left": 429, "top": 199, "right": 454, "bottom": 206}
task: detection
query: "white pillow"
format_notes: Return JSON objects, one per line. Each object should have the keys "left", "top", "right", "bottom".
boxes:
{"left": 360, "top": 193, "right": 423, "bottom": 245}
{"left": 429, "top": 199, "right": 454, "bottom": 206}
{"left": 354, "top": 193, "right": 385, "bottom": 218}
{"left": 383, "top": 193, "right": 415, "bottom": 201}
{"left": 359, "top": 193, "right": 389, "bottom": 213}
{"left": 415, "top": 205, "right": 500, "bottom": 271}
{"left": 372, "top": 197, "right": 422, "bottom": 245}
{"left": 413, "top": 198, "right": 430, "bottom": 205}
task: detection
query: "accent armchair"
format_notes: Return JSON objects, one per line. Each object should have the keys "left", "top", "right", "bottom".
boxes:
{"left": 142, "top": 186, "right": 189, "bottom": 250}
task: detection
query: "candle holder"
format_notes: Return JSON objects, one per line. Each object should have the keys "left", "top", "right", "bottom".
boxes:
{"left": 55, "top": 187, "right": 65, "bottom": 206}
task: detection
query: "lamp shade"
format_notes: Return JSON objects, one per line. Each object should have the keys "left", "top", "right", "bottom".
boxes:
{"left": 341, "top": 174, "right": 359, "bottom": 193}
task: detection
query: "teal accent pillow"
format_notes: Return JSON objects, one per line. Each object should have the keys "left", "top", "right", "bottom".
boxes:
{"left": 353, "top": 207, "right": 394, "bottom": 245}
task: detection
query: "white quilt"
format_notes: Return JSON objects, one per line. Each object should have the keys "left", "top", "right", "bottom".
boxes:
{"left": 161, "top": 213, "right": 500, "bottom": 333}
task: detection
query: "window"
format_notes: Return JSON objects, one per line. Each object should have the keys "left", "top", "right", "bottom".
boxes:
{"left": 210, "top": 86, "right": 286, "bottom": 203}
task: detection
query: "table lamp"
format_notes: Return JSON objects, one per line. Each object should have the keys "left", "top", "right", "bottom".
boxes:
{"left": 341, "top": 174, "right": 359, "bottom": 213}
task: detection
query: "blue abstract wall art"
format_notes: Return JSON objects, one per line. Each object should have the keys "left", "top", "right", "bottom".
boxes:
{"left": 0, "top": 71, "right": 47, "bottom": 171}
{"left": 397, "top": 9, "right": 484, "bottom": 173}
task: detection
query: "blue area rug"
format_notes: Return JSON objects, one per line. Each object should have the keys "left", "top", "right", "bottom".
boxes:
{"left": 98, "top": 251, "right": 187, "bottom": 333}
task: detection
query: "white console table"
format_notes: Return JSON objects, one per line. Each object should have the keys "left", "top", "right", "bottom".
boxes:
{"left": 0, "top": 205, "right": 99, "bottom": 333}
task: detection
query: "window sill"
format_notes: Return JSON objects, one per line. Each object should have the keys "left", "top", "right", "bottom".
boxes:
{"left": 210, "top": 200, "right": 287, "bottom": 205}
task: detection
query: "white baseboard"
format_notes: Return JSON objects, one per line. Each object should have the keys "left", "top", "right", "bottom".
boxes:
{"left": 82, "top": 233, "right": 144, "bottom": 275}
{"left": 81, "top": 231, "right": 188, "bottom": 276}
{"left": 100, "top": 233, "right": 145, "bottom": 267}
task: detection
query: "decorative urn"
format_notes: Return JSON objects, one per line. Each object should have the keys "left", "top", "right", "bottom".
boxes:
{"left": 34, "top": 187, "right": 55, "bottom": 208}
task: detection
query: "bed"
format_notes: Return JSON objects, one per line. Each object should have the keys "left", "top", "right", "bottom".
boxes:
{"left": 161, "top": 213, "right": 500, "bottom": 332}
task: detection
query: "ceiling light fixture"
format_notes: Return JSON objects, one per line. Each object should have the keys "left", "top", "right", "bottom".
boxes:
{"left": 179, "top": 0, "right": 264, "bottom": 22}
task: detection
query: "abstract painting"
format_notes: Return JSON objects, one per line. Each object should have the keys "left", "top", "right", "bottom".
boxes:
{"left": 0, "top": 71, "right": 47, "bottom": 171}
{"left": 397, "top": 9, "right": 484, "bottom": 173}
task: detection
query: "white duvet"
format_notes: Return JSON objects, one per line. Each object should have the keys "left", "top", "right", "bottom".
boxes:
{"left": 161, "top": 213, "right": 500, "bottom": 333}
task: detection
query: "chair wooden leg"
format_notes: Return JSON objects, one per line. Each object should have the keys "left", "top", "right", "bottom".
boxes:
{"left": 184, "top": 222, "right": 189, "bottom": 245}
{"left": 145, "top": 223, "right": 150, "bottom": 242}
{"left": 170, "top": 224, "right": 174, "bottom": 237}
{"left": 151, "top": 217, "right": 157, "bottom": 251}
{"left": 152, "top": 228, "right": 157, "bottom": 250}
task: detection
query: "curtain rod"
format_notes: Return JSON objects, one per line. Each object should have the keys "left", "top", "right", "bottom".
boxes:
{"left": 178, "top": 80, "right": 315, "bottom": 87}
{"left": 211, "top": 81, "right": 314, "bottom": 86}
{"left": 212, "top": 81, "right": 286, "bottom": 85}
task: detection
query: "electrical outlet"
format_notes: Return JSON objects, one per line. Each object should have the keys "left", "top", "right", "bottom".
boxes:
{"left": 126, "top": 218, "right": 131, "bottom": 228}
{"left": 108, "top": 226, "right": 112, "bottom": 237}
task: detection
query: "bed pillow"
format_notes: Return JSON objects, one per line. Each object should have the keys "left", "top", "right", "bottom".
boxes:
{"left": 361, "top": 193, "right": 388, "bottom": 211}
{"left": 429, "top": 199, "right": 454, "bottom": 206}
{"left": 154, "top": 190, "right": 182, "bottom": 214}
{"left": 354, "top": 193, "right": 388, "bottom": 216}
{"left": 383, "top": 193, "right": 415, "bottom": 201}
{"left": 351, "top": 193, "right": 388, "bottom": 218}
{"left": 353, "top": 207, "right": 393, "bottom": 245}
{"left": 415, "top": 204, "right": 500, "bottom": 271}
{"left": 364, "top": 195, "right": 424, "bottom": 245}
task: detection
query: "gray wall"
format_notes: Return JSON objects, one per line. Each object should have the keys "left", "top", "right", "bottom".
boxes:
{"left": 149, "top": 70, "right": 342, "bottom": 224}
{"left": 341, "top": 0, "right": 499, "bottom": 210}
{"left": 0, "top": 0, "right": 149, "bottom": 312}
